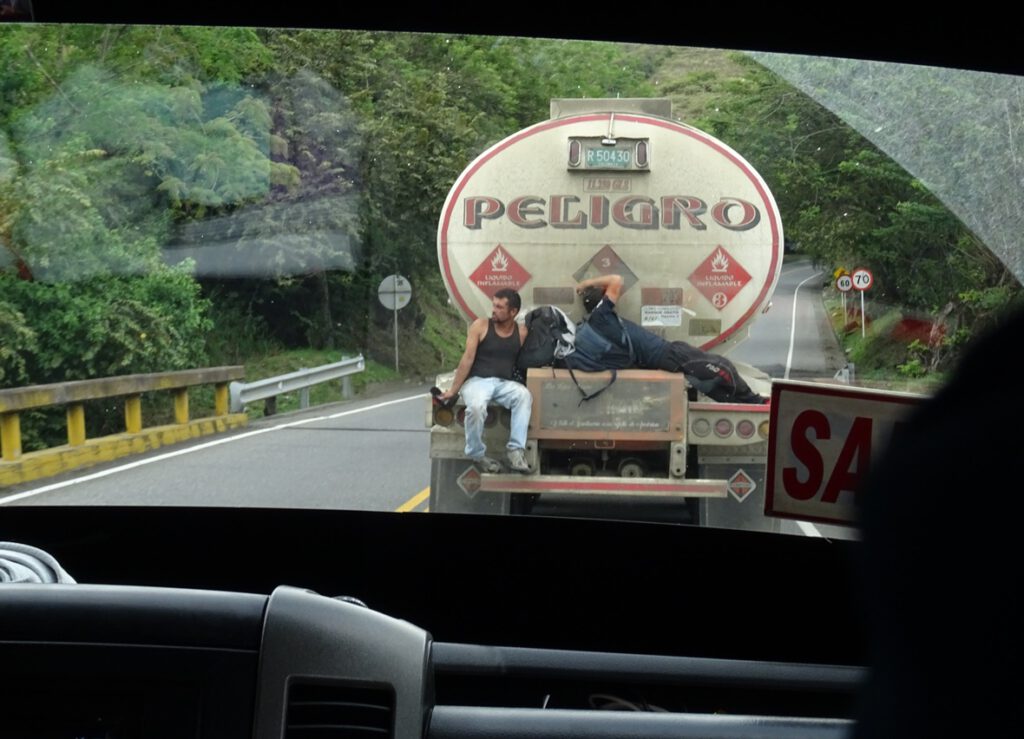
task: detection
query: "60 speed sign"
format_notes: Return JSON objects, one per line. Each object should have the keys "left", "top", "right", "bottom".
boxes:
{"left": 835, "top": 274, "right": 853, "bottom": 292}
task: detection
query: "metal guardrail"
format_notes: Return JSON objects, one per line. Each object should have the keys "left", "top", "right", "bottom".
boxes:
{"left": 0, "top": 366, "right": 245, "bottom": 462}
{"left": 229, "top": 354, "right": 366, "bottom": 414}
{"left": 833, "top": 363, "right": 856, "bottom": 384}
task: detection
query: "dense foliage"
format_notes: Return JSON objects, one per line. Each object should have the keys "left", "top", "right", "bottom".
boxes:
{"left": 0, "top": 26, "right": 1016, "bottom": 399}
{"left": 689, "top": 57, "right": 1021, "bottom": 369}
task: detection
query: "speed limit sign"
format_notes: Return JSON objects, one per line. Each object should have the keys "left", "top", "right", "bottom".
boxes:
{"left": 835, "top": 274, "right": 853, "bottom": 292}
{"left": 852, "top": 268, "right": 873, "bottom": 291}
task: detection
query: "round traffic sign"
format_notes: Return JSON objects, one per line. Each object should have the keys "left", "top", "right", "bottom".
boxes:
{"left": 851, "top": 268, "right": 873, "bottom": 291}
{"left": 378, "top": 274, "right": 412, "bottom": 310}
{"left": 835, "top": 274, "right": 853, "bottom": 292}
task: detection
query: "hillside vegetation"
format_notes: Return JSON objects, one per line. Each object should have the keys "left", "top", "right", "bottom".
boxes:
{"left": 2, "top": 27, "right": 1016, "bottom": 417}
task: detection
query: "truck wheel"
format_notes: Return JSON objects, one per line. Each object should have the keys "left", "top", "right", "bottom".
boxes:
{"left": 569, "top": 457, "right": 595, "bottom": 476}
{"left": 617, "top": 457, "right": 646, "bottom": 477}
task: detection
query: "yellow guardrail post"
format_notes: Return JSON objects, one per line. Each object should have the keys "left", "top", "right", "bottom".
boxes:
{"left": 1, "top": 412, "right": 22, "bottom": 461}
{"left": 0, "top": 366, "right": 247, "bottom": 487}
{"left": 125, "top": 394, "right": 143, "bottom": 434}
{"left": 67, "top": 403, "right": 86, "bottom": 446}
{"left": 173, "top": 388, "right": 189, "bottom": 424}
{"left": 214, "top": 382, "right": 229, "bottom": 416}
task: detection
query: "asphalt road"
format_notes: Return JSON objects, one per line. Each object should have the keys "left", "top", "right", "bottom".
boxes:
{"left": 727, "top": 260, "right": 845, "bottom": 380}
{"left": 0, "top": 386, "right": 433, "bottom": 512}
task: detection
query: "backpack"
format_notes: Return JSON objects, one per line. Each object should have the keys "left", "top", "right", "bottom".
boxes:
{"left": 515, "top": 305, "right": 576, "bottom": 372}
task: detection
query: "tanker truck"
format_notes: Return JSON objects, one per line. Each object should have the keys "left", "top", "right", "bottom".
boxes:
{"left": 427, "top": 99, "right": 781, "bottom": 524}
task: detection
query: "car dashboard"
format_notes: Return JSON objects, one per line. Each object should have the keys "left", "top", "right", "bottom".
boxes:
{"left": 1, "top": 506, "right": 863, "bottom": 738}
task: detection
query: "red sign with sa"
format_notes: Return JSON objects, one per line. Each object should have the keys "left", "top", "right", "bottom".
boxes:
{"left": 765, "top": 380, "right": 924, "bottom": 526}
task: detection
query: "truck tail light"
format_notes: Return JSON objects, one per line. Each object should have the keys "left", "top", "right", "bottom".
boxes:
{"left": 736, "top": 419, "right": 755, "bottom": 439}
{"left": 714, "top": 419, "right": 733, "bottom": 438}
{"left": 691, "top": 418, "right": 711, "bottom": 437}
{"left": 758, "top": 420, "right": 771, "bottom": 439}
{"left": 635, "top": 140, "right": 648, "bottom": 167}
{"left": 434, "top": 406, "right": 455, "bottom": 427}
{"left": 568, "top": 139, "right": 581, "bottom": 167}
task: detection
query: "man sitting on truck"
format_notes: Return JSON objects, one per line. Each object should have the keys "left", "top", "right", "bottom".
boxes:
{"left": 439, "top": 288, "right": 533, "bottom": 473}
{"left": 576, "top": 274, "right": 767, "bottom": 404}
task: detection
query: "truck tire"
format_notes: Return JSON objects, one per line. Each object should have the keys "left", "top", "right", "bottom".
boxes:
{"left": 617, "top": 457, "right": 646, "bottom": 477}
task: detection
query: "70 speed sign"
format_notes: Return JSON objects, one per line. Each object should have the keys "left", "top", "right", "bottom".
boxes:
{"left": 851, "top": 268, "right": 873, "bottom": 291}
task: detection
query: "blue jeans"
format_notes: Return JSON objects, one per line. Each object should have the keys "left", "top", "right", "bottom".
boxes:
{"left": 459, "top": 376, "right": 532, "bottom": 459}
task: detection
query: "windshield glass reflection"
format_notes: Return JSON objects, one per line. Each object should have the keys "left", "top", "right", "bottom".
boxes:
{"left": 0, "top": 26, "right": 1019, "bottom": 539}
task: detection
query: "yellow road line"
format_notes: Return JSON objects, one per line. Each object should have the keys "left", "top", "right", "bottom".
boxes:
{"left": 396, "top": 487, "right": 430, "bottom": 512}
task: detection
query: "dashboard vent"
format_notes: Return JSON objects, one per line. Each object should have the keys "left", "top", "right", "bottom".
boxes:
{"left": 286, "top": 682, "right": 394, "bottom": 738}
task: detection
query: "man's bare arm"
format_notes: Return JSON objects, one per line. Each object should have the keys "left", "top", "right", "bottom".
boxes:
{"left": 576, "top": 273, "right": 623, "bottom": 303}
{"left": 441, "top": 318, "right": 487, "bottom": 400}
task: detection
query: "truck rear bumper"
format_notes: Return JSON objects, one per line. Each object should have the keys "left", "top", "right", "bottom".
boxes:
{"left": 477, "top": 474, "right": 727, "bottom": 497}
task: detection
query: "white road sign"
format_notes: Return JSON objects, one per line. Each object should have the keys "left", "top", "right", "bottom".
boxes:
{"left": 765, "top": 380, "right": 924, "bottom": 525}
{"left": 378, "top": 274, "right": 412, "bottom": 310}
{"left": 851, "top": 268, "right": 873, "bottom": 291}
{"left": 835, "top": 274, "right": 853, "bottom": 292}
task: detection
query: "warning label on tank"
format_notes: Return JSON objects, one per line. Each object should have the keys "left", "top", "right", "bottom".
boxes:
{"left": 470, "top": 245, "right": 532, "bottom": 297}
{"left": 573, "top": 245, "right": 639, "bottom": 292}
{"left": 688, "top": 246, "right": 751, "bottom": 311}
{"left": 641, "top": 305, "right": 683, "bottom": 327}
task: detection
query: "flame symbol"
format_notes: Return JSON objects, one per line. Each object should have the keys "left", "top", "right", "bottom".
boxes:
{"left": 491, "top": 247, "right": 509, "bottom": 272}
{"left": 711, "top": 248, "right": 729, "bottom": 273}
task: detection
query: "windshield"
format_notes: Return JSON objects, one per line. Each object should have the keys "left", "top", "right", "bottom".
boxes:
{"left": 1, "top": 21, "right": 1020, "bottom": 538}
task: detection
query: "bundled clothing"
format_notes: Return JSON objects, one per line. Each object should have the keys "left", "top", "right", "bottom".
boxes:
{"left": 571, "top": 297, "right": 765, "bottom": 404}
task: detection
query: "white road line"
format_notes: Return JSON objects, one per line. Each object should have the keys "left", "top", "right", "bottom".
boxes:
{"left": 0, "top": 393, "right": 428, "bottom": 505}
{"left": 797, "top": 521, "right": 823, "bottom": 537}
{"left": 786, "top": 270, "right": 827, "bottom": 538}
{"left": 785, "top": 270, "right": 824, "bottom": 380}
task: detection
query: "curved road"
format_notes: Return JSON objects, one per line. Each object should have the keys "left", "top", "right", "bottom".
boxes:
{"left": 726, "top": 260, "right": 844, "bottom": 380}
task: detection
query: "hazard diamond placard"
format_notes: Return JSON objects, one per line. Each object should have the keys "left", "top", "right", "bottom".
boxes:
{"left": 728, "top": 469, "right": 756, "bottom": 503}
{"left": 689, "top": 246, "right": 751, "bottom": 311}
{"left": 470, "top": 245, "right": 532, "bottom": 297}
{"left": 456, "top": 466, "right": 482, "bottom": 499}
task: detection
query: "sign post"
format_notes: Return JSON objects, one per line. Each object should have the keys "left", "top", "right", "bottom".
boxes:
{"left": 851, "top": 267, "right": 873, "bottom": 338}
{"left": 378, "top": 274, "right": 412, "bottom": 372}
{"left": 835, "top": 272, "right": 852, "bottom": 316}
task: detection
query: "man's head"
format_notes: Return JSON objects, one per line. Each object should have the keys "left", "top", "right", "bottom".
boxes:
{"left": 491, "top": 288, "right": 521, "bottom": 323}
{"left": 581, "top": 285, "right": 605, "bottom": 314}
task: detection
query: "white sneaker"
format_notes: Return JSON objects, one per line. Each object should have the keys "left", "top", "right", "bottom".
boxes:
{"left": 506, "top": 448, "right": 531, "bottom": 473}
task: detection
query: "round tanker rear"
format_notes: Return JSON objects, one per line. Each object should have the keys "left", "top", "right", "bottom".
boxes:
{"left": 437, "top": 105, "right": 783, "bottom": 350}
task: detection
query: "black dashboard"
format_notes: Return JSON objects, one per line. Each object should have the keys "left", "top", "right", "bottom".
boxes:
{"left": 2, "top": 506, "right": 863, "bottom": 738}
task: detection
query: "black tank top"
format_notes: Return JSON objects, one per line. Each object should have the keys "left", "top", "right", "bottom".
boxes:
{"left": 469, "top": 320, "right": 521, "bottom": 380}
